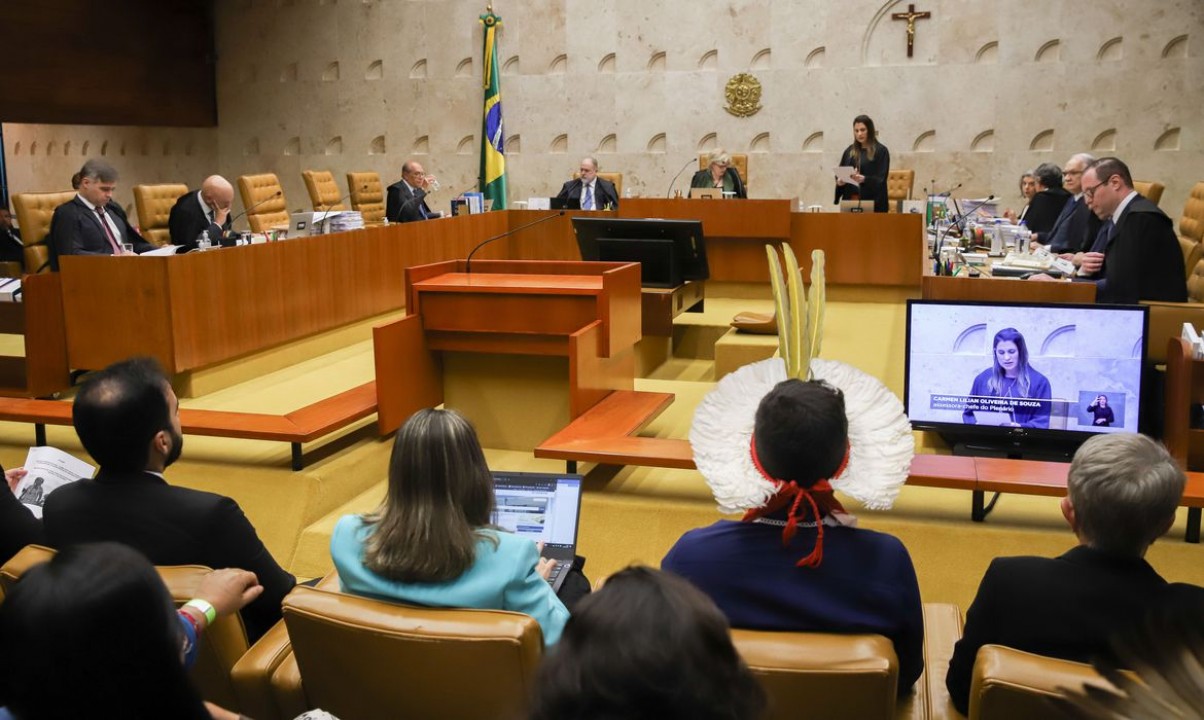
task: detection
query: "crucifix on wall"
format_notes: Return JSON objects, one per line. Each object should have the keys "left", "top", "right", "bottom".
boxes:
{"left": 890, "top": 3, "right": 931, "bottom": 58}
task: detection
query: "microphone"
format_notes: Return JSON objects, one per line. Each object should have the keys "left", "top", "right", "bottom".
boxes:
{"left": 934, "top": 194, "right": 995, "bottom": 260}
{"left": 228, "top": 190, "right": 283, "bottom": 231}
{"left": 316, "top": 185, "right": 364, "bottom": 220}
{"left": 465, "top": 211, "right": 565, "bottom": 273}
{"left": 666, "top": 158, "right": 697, "bottom": 198}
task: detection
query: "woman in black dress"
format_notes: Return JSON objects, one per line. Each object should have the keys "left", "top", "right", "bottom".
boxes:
{"left": 834, "top": 114, "right": 891, "bottom": 213}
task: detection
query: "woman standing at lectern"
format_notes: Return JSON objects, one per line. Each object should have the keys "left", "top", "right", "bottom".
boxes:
{"left": 834, "top": 114, "right": 891, "bottom": 213}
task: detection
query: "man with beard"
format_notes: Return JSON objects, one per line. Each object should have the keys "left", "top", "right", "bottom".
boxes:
{"left": 42, "top": 357, "right": 294, "bottom": 640}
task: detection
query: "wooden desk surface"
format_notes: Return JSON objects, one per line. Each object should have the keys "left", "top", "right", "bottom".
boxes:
{"left": 922, "top": 260, "right": 1097, "bottom": 304}
{"left": 413, "top": 272, "right": 604, "bottom": 294}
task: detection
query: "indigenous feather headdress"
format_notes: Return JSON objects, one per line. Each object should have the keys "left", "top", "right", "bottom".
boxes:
{"left": 689, "top": 246, "right": 913, "bottom": 565}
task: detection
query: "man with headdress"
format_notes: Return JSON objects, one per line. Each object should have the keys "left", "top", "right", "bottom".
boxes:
{"left": 663, "top": 378, "right": 924, "bottom": 693}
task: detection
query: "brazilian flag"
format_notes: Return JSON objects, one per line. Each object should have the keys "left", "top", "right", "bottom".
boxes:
{"left": 479, "top": 9, "right": 506, "bottom": 209}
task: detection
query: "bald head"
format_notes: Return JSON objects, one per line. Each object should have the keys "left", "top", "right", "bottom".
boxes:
{"left": 200, "top": 175, "right": 234, "bottom": 207}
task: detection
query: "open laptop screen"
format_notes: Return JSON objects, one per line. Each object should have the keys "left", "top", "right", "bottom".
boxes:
{"left": 490, "top": 472, "right": 582, "bottom": 558}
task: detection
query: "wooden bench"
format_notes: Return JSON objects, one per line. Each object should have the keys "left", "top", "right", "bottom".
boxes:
{"left": 536, "top": 401, "right": 1204, "bottom": 543}
{"left": 0, "top": 382, "right": 378, "bottom": 471}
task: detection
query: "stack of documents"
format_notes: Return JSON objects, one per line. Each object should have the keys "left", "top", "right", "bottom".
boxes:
{"left": 327, "top": 211, "right": 364, "bottom": 232}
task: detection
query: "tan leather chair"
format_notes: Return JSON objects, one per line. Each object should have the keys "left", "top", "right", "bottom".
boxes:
{"left": 733, "top": 629, "right": 898, "bottom": 719}
{"left": 968, "top": 645, "right": 1110, "bottom": 720}
{"left": 1132, "top": 180, "right": 1165, "bottom": 207}
{"left": 888, "top": 169, "right": 916, "bottom": 211}
{"left": 235, "top": 582, "right": 543, "bottom": 720}
{"left": 133, "top": 183, "right": 189, "bottom": 247}
{"left": 1179, "top": 180, "right": 1204, "bottom": 244}
{"left": 0, "top": 545, "right": 251, "bottom": 712}
{"left": 572, "top": 171, "right": 625, "bottom": 199}
{"left": 12, "top": 190, "right": 75, "bottom": 274}
{"left": 236, "top": 174, "right": 289, "bottom": 233}
{"left": 346, "top": 171, "right": 385, "bottom": 224}
{"left": 698, "top": 152, "right": 749, "bottom": 189}
{"left": 301, "top": 170, "right": 345, "bottom": 212}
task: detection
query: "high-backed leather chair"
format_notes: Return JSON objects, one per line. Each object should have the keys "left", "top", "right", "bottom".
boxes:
{"left": 572, "top": 171, "right": 625, "bottom": 198}
{"left": 346, "top": 171, "right": 385, "bottom": 224}
{"left": 235, "top": 582, "right": 543, "bottom": 720}
{"left": 888, "top": 169, "right": 916, "bottom": 211}
{"left": 133, "top": 183, "right": 189, "bottom": 246}
{"left": 301, "top": 170, "right": 345, "bottom": 212}
{"left": 733, "top": 629, "right": 898, "bottom": 719}
{"left": 698, "top": 152, "right": 749, "bottom": 189}
{"left": 0, "top": 544, "right": 251, "bottom": 712}
{"left": 1132, "top": 180, "right": 1165, "bottom": 207}
{"left": 1178, "top": 181, "right": 1204, "bottom": 245}
{"left": 236, "top": 174, "right": 289, "bottom": 233}
{"left": 969, "top": 645, "right": 1110, "bottom": 720}
{"left": 12, "top": 190, "right": 74, "bottom": 274}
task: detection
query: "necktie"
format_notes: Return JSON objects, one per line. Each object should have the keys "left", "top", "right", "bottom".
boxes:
{"left": 1090, "top": 219, "right": 1114, "bottom": 254}
{"left": 583, "top": 184, "right": 594, "bottom": 210}
{"left": 95, "top": 206, "right": 122, "bottom": 254}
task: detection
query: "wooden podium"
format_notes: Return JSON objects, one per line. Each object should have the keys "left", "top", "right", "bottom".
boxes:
{"left": 373, "top": 259, "right": 643, "bottom": 449}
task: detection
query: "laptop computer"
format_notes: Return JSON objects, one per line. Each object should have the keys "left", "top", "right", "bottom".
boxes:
{"left": 490, "top": 471, "right": 583, "bottom": 592}
{"left": 690, "top": 188, "right": 723, "bottom": 200}
{"left": 839, "top": 199, "right": 875, "bottom": 213}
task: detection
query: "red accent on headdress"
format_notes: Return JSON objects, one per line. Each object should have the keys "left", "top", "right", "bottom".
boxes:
{"left": 743, "top": 435, "right": 850, "bottom": 568}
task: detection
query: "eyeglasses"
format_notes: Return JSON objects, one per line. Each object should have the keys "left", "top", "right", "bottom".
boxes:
{"left": 1062, "top": 169, "right": 1082, "bottom": 176}
{"left": 1081, "top": 182, "right": 1103, "bottom": 199}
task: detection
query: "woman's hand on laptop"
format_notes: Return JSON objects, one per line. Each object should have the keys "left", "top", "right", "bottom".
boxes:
{"left": 535, "top": 542, "right": 556, "bottom": 579}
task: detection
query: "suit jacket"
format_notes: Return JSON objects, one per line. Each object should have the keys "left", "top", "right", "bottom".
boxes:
{"left": 43, "top": 469, "right": 296, "bottom": 641}
{"left": 945, "top": 545, "right": 1169, "bottom": 715}
{"left": 169, "top": 190, "right": 233, "bottom": 250}
{"left": 385, "top": 180, "right": 433, "bottom": 223}
{"left": 1022, "top": 187, "right": 1072, "bottom": 237}
{"left": 47, "top": 196, "right": 154, "bottom": 271}
{"left": 690, "top": 167, "right": 749, "bottom": 200}
{"left": 0, "top": 226, "right": 23, "bottom": 267}
{"left": 555, "top": 177, "right": 619, "bottom": 210}
{"left": 663, "top": 519, "right": 924, "bottom": 694}
{"left": 1096, "top": 195, "right": 1187, "bottom": 304}
{"left": 1046, "top": 196, "right": 1101, "bottom": 254}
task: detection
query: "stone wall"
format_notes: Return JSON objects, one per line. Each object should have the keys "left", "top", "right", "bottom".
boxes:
{"left": 5, "top": 0, "right": 1202, "bottom": 220}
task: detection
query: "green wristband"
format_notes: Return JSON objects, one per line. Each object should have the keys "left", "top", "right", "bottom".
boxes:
{"left": 184, "top": 598, "right": 217, "bottom": 624}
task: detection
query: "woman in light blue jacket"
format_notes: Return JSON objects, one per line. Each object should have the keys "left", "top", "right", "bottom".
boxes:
{"left": 331, "top": 408, "right": 569, "bottom": 645}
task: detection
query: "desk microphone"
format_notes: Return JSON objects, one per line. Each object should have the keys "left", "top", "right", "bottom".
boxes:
{"left": 465, "top": 211, "right": 565, "bottom": 273}
{"left": 228, "top": 190, "right": 283, "bottom": 231}
{"left": 313, "top": 185, "right": 368, "bottom": 230}
{"left": 934, "top": 194, "right": 995, "bottom": 260}
{"left": 666, "top": 158, "right": 696, "bottom": 198}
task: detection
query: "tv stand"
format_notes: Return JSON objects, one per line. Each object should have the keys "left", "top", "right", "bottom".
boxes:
{"left": 948, "top": 437, "right": 1077, "bottom": 521}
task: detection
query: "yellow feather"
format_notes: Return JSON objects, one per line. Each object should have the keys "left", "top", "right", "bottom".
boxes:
{"left": 783, "top": 245, "right": 808, "bottom": 379}
{"left": 765, "top": 245, "right": 790, "bottom": 363}
{"left": 808, "top": 250, "right": 827, "bottom": 361}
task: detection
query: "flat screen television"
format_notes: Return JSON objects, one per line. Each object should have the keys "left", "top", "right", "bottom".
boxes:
{"left": 904, "top": 299, "right": 1149, "bottom": 460}
{"left": 572, "top": 217, "right": 708, "bottom": 288}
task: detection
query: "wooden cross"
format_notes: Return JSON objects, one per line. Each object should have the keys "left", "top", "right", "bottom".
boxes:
{"left": 890, "top": 3, "right": 931, "bottom": 58}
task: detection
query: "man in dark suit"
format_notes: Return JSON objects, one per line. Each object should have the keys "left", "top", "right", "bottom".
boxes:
{"left": 0, "top": 208, "right": 24, "bottom": 269}
{"left": 42, "top": 357, "right": 296, "bottom": 641}
{"left": 1020, "top": 162, "right": 1071, "bottom": 238}
{"left": 168, "top": 175, "right": 235, "bottom": 249}
{"left": 555, "top": 157, "right": 619, "bottom": 210}
{"left": 47, "top": 159, "right": 155, "bottom": 271}
{"left": 1078, "top": 157, "right": 1186, "bottom": 303}
{"left": 945, "top": 433, "right": 1188, "bottom": 715}
{"left": 1044, "top": 153, "right": 1101, "bottom": 254}
{"left": 385, "top": 160, "right": 441, "bottom": 223}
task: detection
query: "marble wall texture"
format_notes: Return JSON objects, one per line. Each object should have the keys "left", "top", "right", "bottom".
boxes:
{"left": 4, "top": 0, "right": 1202, "bottom": 222}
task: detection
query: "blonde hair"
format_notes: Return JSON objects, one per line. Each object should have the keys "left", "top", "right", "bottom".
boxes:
{"left": 707, "top": 149, "right": 732, "bottom": 167}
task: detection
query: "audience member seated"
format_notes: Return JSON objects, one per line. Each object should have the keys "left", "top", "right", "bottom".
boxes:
{"left": 47, "top": 159, "right": 154, "bottom": 271}
{"left": 1044, "top": 152, "right": 1100, "bottom": 253}
{"left": 945, "top": 432, "right": 1189, "bottom": 715}
{"left": 530, "top": 565, "right": 766, "bottom": 720}
{"left": 0, "top": 465, "right": 42, "bottom": 566}
{"left": 1002, "top": 172, "right": 1037, "bottom": 224}
{"left": 691, "top": 149, "right": 748, "bottom": 199}
{"left": 555, "top": 156, "right": 618, "bottom": 210}
{"left": 41, "top": 357, "right": 296, "bottom": 641}
{"left": 0, "top": 208, "right": 24, "bottom": 270}
{"left": 1020, "top": 162, "right": 1071, "bottom": 238}
{"left": 0, "top": 542, "right": 262, "bottom": 720}
{"left": 385, "top": 160, "right": 441, "bottom": 223}
{"left": 662, "top": 379, "right": 924, "bottom": 694}
{"left": 169, "top": 175, "right": 235, "bottom": 250}
{"left": 330, "top": 408, "right": 580, "bottom": 646}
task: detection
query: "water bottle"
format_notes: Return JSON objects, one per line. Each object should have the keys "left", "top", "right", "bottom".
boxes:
{"left": 990, "top": 220, "right": 1004, "bottom": 256}
{"left": 198, "top": 230, "right": 212, "bottom": 252}
{"left": 1014, "top": 220, "right": 1031, "bottom": 254}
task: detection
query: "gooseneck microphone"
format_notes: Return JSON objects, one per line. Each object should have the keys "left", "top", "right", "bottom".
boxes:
{"left": 934, "top": 194, "right": 996, "bottom": 260}
{"left": 316, "top": 185, "right": 367, "bottom": 225}
{"left": 465, "top": 211, "right": 565, "bottom": 273}
{"left": 228, "top": 190, "right": 283, "bottom": 231}
{"left": 666, "top": 158, "right": 697, "bottom": 198}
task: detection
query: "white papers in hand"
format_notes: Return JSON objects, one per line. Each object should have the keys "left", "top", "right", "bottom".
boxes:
{"left": 834, "top": 166, "right": 859, "bottom": 187}
{"left": 141, "top": 245, "right": 181, "bottom": 256}
{"left": 14, "top": 446, "right": 96, "bottom": 518}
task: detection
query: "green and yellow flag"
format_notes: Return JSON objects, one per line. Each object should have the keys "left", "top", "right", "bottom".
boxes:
{"left": 479, "top": 8, "right": 507, "bottom": 209}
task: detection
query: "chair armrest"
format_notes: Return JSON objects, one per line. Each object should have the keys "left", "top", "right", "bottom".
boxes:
{"left": 231, "top": 619, "right": 294, "bottom": 720}
{"left": 271, "top": 652, "right": 309, "bottom": 719}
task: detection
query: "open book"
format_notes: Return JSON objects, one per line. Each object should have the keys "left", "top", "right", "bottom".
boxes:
{"left": 12, "top": 446, "right": 95, "bottom": 518}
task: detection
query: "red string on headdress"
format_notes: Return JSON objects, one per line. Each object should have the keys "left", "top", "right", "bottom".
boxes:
{"left": 743, "top": 435, "right": 850, "bottom": 568}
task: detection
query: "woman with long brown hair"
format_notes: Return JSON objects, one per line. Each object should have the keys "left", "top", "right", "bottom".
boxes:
{"left": 834, "top": 114, "right": 891, "bottom": 212}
